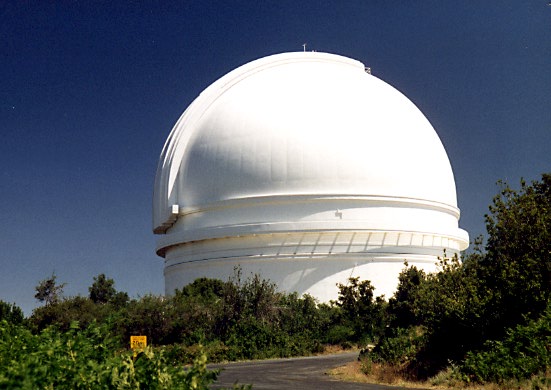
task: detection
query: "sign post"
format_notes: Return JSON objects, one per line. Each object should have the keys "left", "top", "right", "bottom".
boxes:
{"left": 130, "top": 335, "right": 147, "bottom": 357}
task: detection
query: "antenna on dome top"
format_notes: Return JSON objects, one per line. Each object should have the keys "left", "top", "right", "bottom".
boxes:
{"left": 302, "top": 43, "right": 307, "bottom": 52}
{"left": 365, "top": 67, "right": 372, "bottom": 74}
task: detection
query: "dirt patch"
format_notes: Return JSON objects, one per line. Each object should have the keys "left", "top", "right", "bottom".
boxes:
{"left": 318, "top": 345, "right": 360, "bottom": 355}
{"left": 330, "top": 361, "right": 372, "bottom": 384}
{"left": 331, "top": 361, "right": 434, "bottom": 388}
{"left": 328, "top": 360, "right": 533, "bottom": 390}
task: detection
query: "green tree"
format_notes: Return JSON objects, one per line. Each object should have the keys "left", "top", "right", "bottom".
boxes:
{"left": 410, "top": 254, "right": 488, "bottom": 377}
{"left": 480, "top": 175, "right": 551, "bottom": 334}
{"left": 29, "top": 274, "right": 128, "bottom": 333}
{"left": 0, "top": 300, "right": 24, "bottom": 325}
{"left": 116, "top": 294, "right": 171, "bottom": 345}
{"left": 29, "top": 295, "right": 111, "bottom": 333}
{"left": 373, "top": 174, "right": 551, "bottom": 380}
{"left": 335, "top": 277, "right": 387, "bottom": 342}
{"left": 387, "top": 264, "right": 426, "bottom": 329}
{"left": 216, "top": 269, "right": 282, "bottom": 339}
{"left": 176, "top": 277, "right": 225, "bottom": 303}
{"left": 89, "top": 273, "right": 116, "bottom": 303}
{"left": 34, "top": 273, "right": 66, "bottom": 306}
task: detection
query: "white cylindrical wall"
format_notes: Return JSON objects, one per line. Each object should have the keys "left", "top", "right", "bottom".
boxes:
{"left": 164, "top": 247, "right": 444, "bottom": 301}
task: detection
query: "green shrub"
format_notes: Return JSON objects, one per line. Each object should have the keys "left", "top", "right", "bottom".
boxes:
{"left": 335, "top": 277, "right": 388, "bottom": 342}
{"left": 323, "top": 324, "right": 354, "bottom": 345}
{"left": 461, "top": 302, "right": 551, "bottom": 383}
{"left": 359, "top": 355, "right": 373, "bottom": 375}
{"left": 24, "top": 271, "right": 367, "bottom": 369}
{"left": 29, "top": 295, "right": 111, "bottom": 333}
{"left": 0, "top": 320, "right": 221, "bottom": 389}
{"left": 371, "top": 175, "right": 551, "bottom": 380}
{"left": 370, "top": 326, "right": 424, "bottom": 366}
{"left": 0, "top": 300, "right": 24, "bottom": 325}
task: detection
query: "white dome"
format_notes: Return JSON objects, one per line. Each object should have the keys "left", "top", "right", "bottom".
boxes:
{"left": 153, "top": 52, "right": 468, "bottom": 300}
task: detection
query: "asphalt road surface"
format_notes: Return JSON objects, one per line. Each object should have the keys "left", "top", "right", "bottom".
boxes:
{"left": 210, "top": 352, "right": 408, "bottom": 390}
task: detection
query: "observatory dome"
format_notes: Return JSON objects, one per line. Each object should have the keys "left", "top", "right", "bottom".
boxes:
{"left": 153, "top": 52, "right": 469, "bottom": 301}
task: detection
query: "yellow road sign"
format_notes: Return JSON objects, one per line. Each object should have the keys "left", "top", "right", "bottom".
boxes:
{"left": 130, "top": 335, "right": 147, "bottom": 351}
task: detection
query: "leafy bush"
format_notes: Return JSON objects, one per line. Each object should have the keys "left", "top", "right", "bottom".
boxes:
{"left": 323, "top": 324, "right": 354, "bottom": 345}
{"left": 364, "top": 175, "right": 551, "bottom": 383}
{"left": 88, "top": 273, "right": 129, "bottom": 307}
{"left": 0, "top": 300, "right": 24, "bottom": 325}
{"left": 387, "top": 265, "right": 426, "bottom": 329}
{"left": 0, "top": 320, "right": 222, "bottom": 389}
{"left": 335, "top": 277, "right": 387, "bottom": 343}
{"left": 475, "top": 175, "right": 551, "bottom": 348}
{"left": 461, "top": 301, "right": 551, "bottom": 383}
{"left": 115, "top": 294, "right": 172, "bottom": 345}
{"left": 29, "top": 295, "right": 112, "bottom": 333}
{"left": 27, "top": 268, "right": 378, "bottom": 367}
{"left": 176, "top": 277, "right": 225, "bottom": 303}
{"left": 372, "top": 255, "right": 486, "bottom": 377}
{"left": 369, "top": 326, "right": 424, "bottom": 366}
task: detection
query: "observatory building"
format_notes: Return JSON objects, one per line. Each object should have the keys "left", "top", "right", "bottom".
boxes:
{"left": 153, "top": 52, "right": 469, "bottom": 301}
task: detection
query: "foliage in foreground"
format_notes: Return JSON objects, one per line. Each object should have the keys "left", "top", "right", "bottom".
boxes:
{"left": 0, "top": 320, "right": 221, "bottom": 390}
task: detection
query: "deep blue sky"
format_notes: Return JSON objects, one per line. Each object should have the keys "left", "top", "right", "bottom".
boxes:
{"left": 2, "top": 1, "right": 550, "bottom": 315}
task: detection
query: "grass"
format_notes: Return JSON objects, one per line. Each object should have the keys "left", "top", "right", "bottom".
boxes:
{"left": 330, "top": 360, "right": 430, "bottom": 388}
{"left": 329, "top": 360, "right": 551, "bottom": 390}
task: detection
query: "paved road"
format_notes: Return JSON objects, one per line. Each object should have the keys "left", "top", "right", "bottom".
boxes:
{"left": 210, "top": 352, "right": 406, "bottom": 390}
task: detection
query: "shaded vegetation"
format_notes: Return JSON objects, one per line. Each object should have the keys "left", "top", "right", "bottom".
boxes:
{"left": 0, "top": 300, "right": 24, "bottom": 325}
{"left": 365, "top": 173, "right": 551, "bottom": 385}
